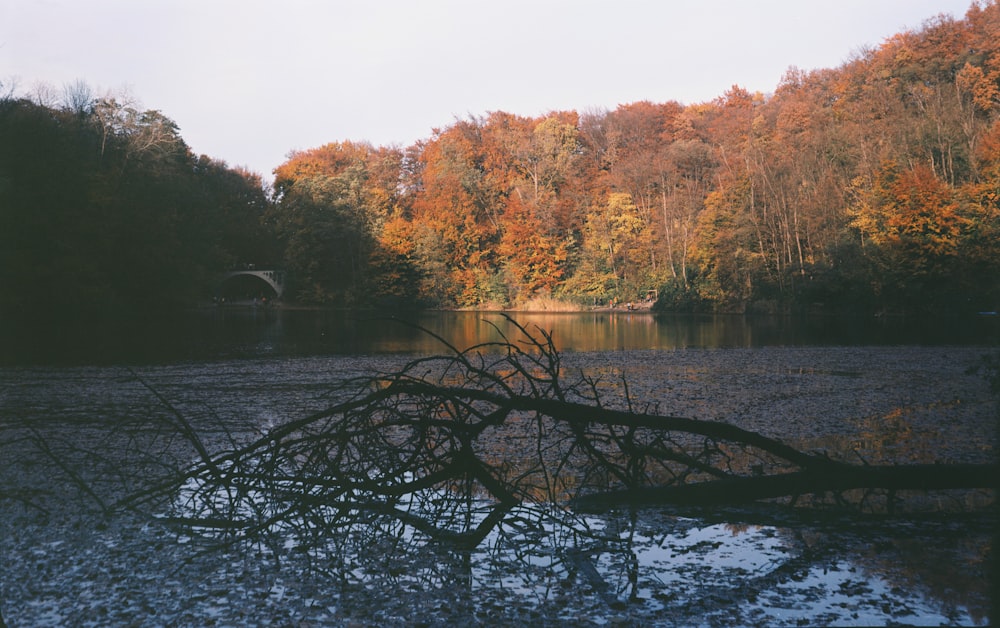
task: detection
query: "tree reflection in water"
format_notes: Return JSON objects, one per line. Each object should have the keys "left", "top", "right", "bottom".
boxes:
{"left": 110, "top": 318, "right": 992, "bottom": 624}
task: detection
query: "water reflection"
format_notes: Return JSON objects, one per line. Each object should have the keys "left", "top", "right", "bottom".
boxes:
{"left": 160, "top": 483, "right": 991, "bottom": 625}
{"left": 132, "top": 335, "right": 991, "bottom": 625}
{"left": 287, "top": 310, "right": 1000, "bottom": 355}
{"left": 3, "top": 308, "right": 997, "bottom": 365}
{"left": 1, "top": 314, "right": 994, "bottom": 625}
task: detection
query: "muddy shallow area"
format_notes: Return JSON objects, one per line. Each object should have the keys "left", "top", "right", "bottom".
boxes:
{"left": 0, "top": 346, "right": 996, "bottom": 626}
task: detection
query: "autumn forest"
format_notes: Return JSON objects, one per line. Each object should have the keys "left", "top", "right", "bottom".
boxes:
{"left": 3, "top": 2, "right": 1000, "bottom": 318}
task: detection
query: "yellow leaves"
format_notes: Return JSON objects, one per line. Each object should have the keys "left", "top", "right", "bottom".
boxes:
{"left": 846, "top": 179, "right": 885, "bottom": 246}
{"left": 274, "top": 141, "right": 373, "bottom": 192}
{"left": 602, "top": 192, "right": 646, "bottom": 246}
{"left": 583, "top": 192, "right": 647, "bottom": 265}
{"left": 377, "top": 216, "right": 416, "bottom": 258}
{"left": 532, "top": 116, "right": 579, "bottom": 172}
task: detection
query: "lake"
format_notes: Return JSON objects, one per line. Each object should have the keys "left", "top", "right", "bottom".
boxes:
{"left": 0, "top": 309, "right": 996, "bottom": 625}
{"left": 3, "top": 307, "right": 998, "bottom": 365}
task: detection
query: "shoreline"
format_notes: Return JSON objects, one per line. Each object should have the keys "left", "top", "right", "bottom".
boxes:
{"left": 197, "top": 299, "right": 656, "bottom": 313}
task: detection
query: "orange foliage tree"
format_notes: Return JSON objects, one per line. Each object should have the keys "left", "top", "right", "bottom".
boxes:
{"left": 270, "top": 141, "right": 407, "bottom": 304}
{"left": 849, "top": 161, "right": 979, "bottom": 307}
{"left": 267, "top": 1, "right": 1000, "bottom": 312}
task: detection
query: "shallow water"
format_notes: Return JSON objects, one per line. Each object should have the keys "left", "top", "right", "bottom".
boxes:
{"left": 1, "top": 341, "right": 995, "bottom": 625}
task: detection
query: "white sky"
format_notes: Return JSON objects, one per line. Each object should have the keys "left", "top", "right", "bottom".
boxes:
{"left": 1, "top": 0, "right": 977, "bottom": 180}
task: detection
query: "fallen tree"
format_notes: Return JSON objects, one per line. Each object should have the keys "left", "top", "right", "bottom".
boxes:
{"left": 109, "top": 316, "right": 995, "bottom": 560}
{"left": 572, "top": 463, "right": 996, "bottom": 509}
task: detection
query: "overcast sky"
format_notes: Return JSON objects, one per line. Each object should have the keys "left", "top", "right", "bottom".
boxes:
{"left": 1, "top": 0, "right": 977, "bottom": 180}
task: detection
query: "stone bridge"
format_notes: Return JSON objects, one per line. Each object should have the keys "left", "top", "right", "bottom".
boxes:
{"left": 219, "top": 269, "right": 286, "bottom": 299}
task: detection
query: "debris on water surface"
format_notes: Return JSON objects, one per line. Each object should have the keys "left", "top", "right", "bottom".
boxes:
{"left": 1, "top": 345, "right": 994, "bottom": 625}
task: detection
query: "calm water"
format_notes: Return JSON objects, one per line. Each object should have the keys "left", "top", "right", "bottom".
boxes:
{"left": 1, "top": 309, "right": 995, "bottom": 625}
{"left": 3, "top": 308, "right": 998, "bottom": 365}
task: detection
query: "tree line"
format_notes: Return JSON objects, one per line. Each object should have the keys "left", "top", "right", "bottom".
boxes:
{"left": 0, "top": 83, "right": 278, "bottom": 319}
{"left": 3, "top": 1, "right": 999, "bottom": 317}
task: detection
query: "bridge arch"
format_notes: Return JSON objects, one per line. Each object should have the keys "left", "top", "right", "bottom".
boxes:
{"left": 218, "top": 270, "right": 286, "bottom": 299}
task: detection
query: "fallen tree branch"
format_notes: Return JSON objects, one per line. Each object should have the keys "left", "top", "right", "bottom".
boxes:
{"left": 573, "top": 463, "right": 999, "bottom": 509}
{"left": 104, "top": 315, "right": 994, "bottom": 577}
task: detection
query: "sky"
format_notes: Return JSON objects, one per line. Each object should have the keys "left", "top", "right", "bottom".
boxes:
{"left": 1, "top": 0, "right": 979, "bottom": 180}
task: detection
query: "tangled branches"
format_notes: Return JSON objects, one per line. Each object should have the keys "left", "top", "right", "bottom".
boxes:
{"left": 109, "top": 316, "right": 994, "bottom": 575}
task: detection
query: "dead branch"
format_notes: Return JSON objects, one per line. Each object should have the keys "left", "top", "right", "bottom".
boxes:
{"left": 110, "top": 315, "right": 992, "bottom": 572}
{"left": 573, "top": 463, "right": 998, "bottom": 509}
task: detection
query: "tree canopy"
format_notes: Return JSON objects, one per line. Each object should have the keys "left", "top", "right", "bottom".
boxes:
{"left": 268, "top": 2, "right": 1000, "bottom": 313}
{"left": 0, "top": 89, "right": 277, "bottom": 317}
{"left": 4, "top": 1, "right": 999, "bottom": 315}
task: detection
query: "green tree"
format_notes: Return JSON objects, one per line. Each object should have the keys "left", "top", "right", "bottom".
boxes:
{"left": 0, "top": 91, "right": 277, "bottom": 317}
{"left": 272, "top": 175, "right": 372, "bottom": 304}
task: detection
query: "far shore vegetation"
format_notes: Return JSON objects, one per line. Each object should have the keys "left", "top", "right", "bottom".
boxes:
{"left": 3, "top": 4, "right": 1000, "bottom": 321}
